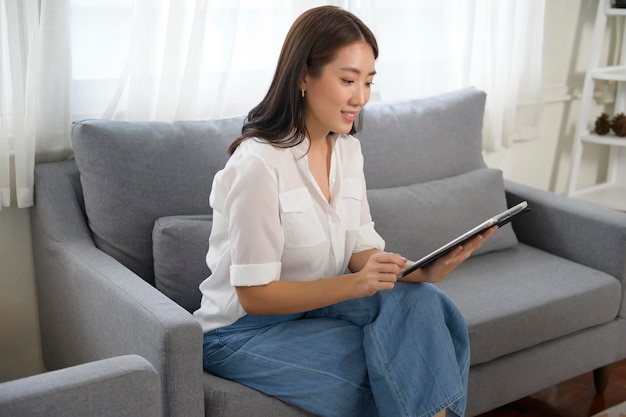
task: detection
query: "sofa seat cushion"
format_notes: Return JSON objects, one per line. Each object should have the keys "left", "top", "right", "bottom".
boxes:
{"left": 367, "top": 168, "right": 519, "bottom": 261}
{"left": 437, "top": 243, "right": 622, "bottom": 366}
{"left": 153, "top": 215, "right": 212, "bottom": 313}
{"left": 202, "top": 372, "right": 315, "bottom": 417}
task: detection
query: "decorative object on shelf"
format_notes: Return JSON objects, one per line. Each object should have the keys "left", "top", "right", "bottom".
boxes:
{"left": 612, "top": 112, "right": 626, "bottom": 136}
{"left": 595, "top": 113, "right": 612, "bottom": 135}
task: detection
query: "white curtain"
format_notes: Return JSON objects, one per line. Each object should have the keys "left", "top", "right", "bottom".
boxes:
{"left": 0, "top": 0, "right": 544, "bottom": 209}
{"left": 0, "top": 0, "right": 39, "bottom": 209}
{"left": 352, "top": 0, "right": 545, "bottom": 152}
{"left": 1, "top": 0, "right": 71, "bottom": 209}
{"left": 72, "top": 0, "right": 338, "bottom": 122}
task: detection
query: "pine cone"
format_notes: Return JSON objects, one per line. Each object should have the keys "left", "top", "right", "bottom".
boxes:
{"left": 612, "top": 113, "right": 626, "bottom": 137}
{"left": 595, "top": 113, "right": 611, "bottom": 135}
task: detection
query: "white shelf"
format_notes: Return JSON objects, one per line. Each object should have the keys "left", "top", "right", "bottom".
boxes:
{"left": 568, "top": 0, "right": 626, "bottom": 211}
{"left": 582, "top": 132, "right": 626, "bottom": 146}
{"left": 606, "top": 5, "right": 626, "bottom": 16}
{"left": 571, "top": 184, "right": 626, "bottom": 212}
{"left": 591, "top": 66, "right": 626, "bottom": 81}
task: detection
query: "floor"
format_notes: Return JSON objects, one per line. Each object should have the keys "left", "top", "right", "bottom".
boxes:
{"left": 477, "top": 359, "right": 626, "bottom": 417}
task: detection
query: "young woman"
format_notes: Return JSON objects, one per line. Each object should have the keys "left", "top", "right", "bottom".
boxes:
{"left": 194, "top": 6, "right": 496, "bottom": 417}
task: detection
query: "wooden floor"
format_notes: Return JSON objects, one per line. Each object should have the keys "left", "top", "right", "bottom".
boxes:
{"left": 476, "top": 359, "right": 626, "bottom": 417}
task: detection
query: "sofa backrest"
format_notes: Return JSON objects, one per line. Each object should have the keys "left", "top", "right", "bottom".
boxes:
{"left": 72, "top": 87, "right": 517, "bottom": 313}
{"left": 72, "top": 117, "right": 244, "bottom": 284}
{"left": 359, "top": 87, "right": 487, "bottom": 189}
{"left": 358, "top": 88, "right": 517, "bottom": 258}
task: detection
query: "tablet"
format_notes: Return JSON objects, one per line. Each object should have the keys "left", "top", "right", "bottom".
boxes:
{"left": 398, "top": 201, "right": 529, "bottom": 278}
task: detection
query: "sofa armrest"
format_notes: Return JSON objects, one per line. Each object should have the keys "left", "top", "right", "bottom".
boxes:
{"left": 504, "top": 180, "right": 626, "bottom": 285}
{"left": 31, "top": 161, "right": 204, "bottom": 417}
{"left": 0, "top": 355, "right": 160, "bottom": 417}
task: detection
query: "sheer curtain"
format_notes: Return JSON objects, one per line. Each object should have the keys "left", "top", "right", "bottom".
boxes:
{"left": 1, "top": 0, "right": 39, "bottom": 209}
{"left": 352, "top": 0, "right": 545, "bottom": 151}
{"left": 1, "top": 0, "right": 71, "bottom": 209}
{"left": 1, "top": 0, "right": 544, "bottom": 209}
{"left": 78, "top": 0, "right": 338, "bottom": 121}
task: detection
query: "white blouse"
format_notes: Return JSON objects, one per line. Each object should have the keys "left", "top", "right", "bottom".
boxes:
{"left": 193, "top": 134, "right": 385, "bottom": 333}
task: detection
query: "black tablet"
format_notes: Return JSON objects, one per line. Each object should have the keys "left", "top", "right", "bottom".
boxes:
{"left": 398, "top": 201, "right": 529, "bottom": 278}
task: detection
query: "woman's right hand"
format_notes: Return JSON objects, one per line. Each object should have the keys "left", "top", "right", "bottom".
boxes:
{"left": 352, "top": 251, "right": 407, "bottom": 297}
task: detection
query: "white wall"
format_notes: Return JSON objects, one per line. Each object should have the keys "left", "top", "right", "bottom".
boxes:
{"left": 0, "top": 0, "right": 604, "bottom": 380}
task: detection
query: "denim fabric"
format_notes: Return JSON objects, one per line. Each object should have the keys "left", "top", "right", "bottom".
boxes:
{"left": 202, "top": 282, "right": 469, "bottom": 417}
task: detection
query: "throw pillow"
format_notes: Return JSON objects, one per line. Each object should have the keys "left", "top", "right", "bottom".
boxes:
{"left": 367, "top": 168, "right": 519, "bottom": 262}
{"left": 153, "top": 215, "right": 212, "bottom": 313}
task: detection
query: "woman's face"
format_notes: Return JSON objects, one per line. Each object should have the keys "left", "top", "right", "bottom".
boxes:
{"left": 301, "top": 41, "right": 376, "bottom": 141}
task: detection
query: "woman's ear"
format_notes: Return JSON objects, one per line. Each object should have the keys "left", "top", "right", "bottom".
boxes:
{"left": 300, "top": 67, "right": 309, "bottom": 91}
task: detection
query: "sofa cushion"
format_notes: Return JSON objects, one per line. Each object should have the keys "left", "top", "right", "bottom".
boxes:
{"left": 72, "top": 117, "right": 244, "bottom": 284}
{"left": 367, "top": 168, "right": 518, "bottom": 261}
{"left": 359, "top": 87, "right": 487, "bottom": 189}
{"left": 203, "top": 372, "right": 317, "bottom": 417}
{"left": 437, "top": 243, "right": 622, "bottom": 366}
{"left": 153, "top": 215, "right": 212, "bottom": 313}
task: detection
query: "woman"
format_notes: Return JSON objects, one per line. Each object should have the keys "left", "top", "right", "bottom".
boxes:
{"left": 194, "top": 6, "right": 495, "bottom": 417}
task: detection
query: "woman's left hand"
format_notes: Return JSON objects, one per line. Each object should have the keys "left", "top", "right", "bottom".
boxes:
{"left": 400, "top": 226, "right": 498, "bottom": 283}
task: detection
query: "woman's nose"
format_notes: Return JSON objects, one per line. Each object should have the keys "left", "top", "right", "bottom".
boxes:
{"left": 351, "top": 85, "right": 368, "bottom": 106}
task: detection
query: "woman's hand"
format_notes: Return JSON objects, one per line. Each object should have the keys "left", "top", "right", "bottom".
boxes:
{"left": 400, "top": 226, "right": 498, "bottom": 283}
{"left": 352, "top": 251, "right": 407, "bottom": 297}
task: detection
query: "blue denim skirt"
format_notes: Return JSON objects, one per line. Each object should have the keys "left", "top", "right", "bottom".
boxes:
{"left": 203, "top": 282, "right": 470, "bottom": 417}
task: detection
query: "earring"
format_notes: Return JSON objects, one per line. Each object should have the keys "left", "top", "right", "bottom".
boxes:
{"left": 301, "top": 89, "right": 306, "bottom": 98}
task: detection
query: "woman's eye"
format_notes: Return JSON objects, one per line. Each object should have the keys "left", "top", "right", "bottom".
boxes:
{"left": 341, "top": 79, "right": 374, "bottom": 87}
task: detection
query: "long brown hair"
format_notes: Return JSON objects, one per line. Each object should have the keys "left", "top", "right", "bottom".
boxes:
{"left": 228, "top": 6, "right": 378, "bottom": 155}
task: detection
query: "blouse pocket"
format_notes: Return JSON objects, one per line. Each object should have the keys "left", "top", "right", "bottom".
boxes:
{"left": 341, "top": 178, "right": 363, "bottom": 231}
{"left": 279, "top": 187, "right": 326, "bottom": 248}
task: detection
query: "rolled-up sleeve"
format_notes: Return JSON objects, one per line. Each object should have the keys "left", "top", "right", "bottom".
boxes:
{"left": 354, "top": 221, "right": 385, "bottom": 253}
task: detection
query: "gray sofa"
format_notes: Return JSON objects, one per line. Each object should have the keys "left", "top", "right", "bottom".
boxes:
{"left": 0, "top": 355, "right": 161, "bottom": 417}
{"left": 30, "top": 87, "right": 626, "bottom": 417}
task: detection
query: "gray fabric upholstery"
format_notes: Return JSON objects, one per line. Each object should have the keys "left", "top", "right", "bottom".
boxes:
{"left": 367, "top": 168, "right": 518, "bottom": 260}
{"left": 153, "top": 215, "right": 212, "bottom": 312}
{"left": 466, "top": 319, "right": 625, "bottom": 416}
{"left": 31, "top": 87, "right": 626, "bottom": 417}
{"left": 359, "top": 88, "right": 487, "bottom": 188}
{"left": 72, "top": 117, "right": 243, "bottom": 284}
{"left": 439, "top": 243, "right": 621, "bottom": 365}
{"left": 203, "top": 373, "right": 318, "bottom": 417}
{"left": 0, "top": 355, "right": 160, "bottom": 417}
{"left": 505, "top": 180, "right": 626, "bottom": 304}
{"left": 31, "top": 161, "right": 204, "bottom": 417}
